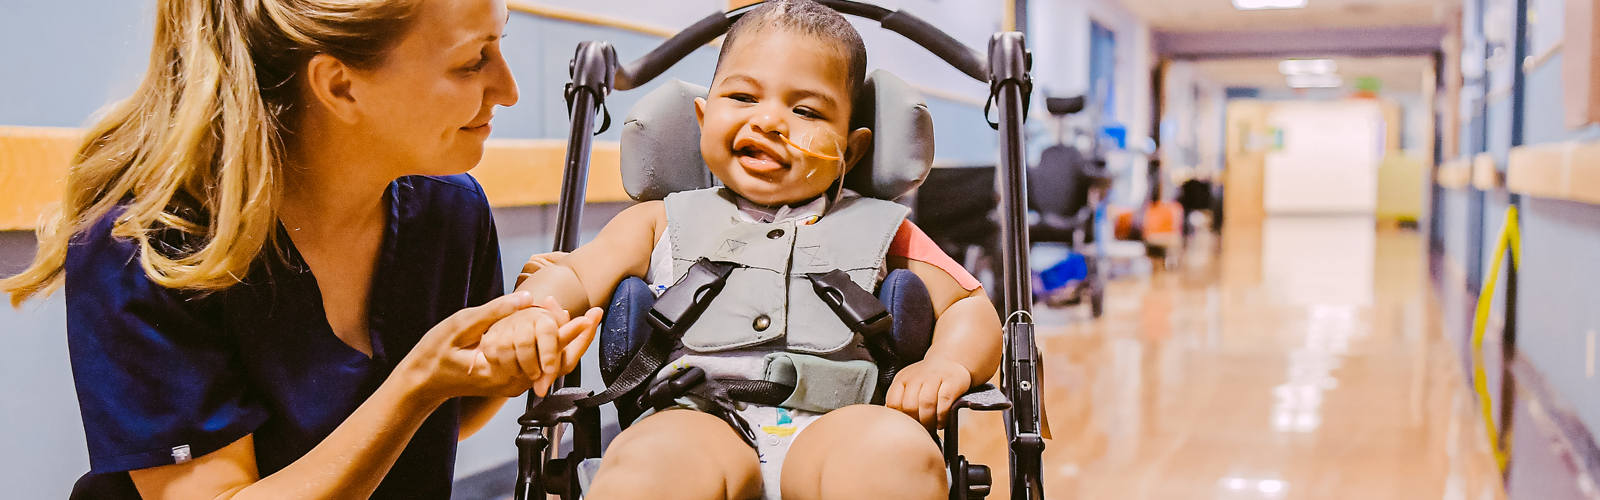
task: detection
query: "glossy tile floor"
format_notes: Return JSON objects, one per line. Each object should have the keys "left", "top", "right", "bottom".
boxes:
{"left": 957, "top": 216, "right": 1508, "bottom": 500}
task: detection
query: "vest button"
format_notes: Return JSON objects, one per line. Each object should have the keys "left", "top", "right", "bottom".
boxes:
{"left": 767, "top": 229, "right": 785, "bottom": 239}
{"left": 753, "top": 314, "right": 771, "bottom": 331}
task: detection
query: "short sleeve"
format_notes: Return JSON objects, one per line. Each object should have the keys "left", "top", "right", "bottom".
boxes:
{"left": 887, "top": 220, "right": 982, "bottom": 291}
{"left": 464, "top": 174, "right": 505, "bottom": 307}
{"left": 64, "top": 210, "right": 268, "bottom": 473}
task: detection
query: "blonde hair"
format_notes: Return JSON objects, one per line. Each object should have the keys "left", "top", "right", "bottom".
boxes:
{"left": 2, "top": 0, "right": 418, "bottom": 307}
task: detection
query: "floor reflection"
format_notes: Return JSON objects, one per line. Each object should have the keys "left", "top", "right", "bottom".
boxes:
{"left": 959, "top": 216, "right": 1506, "bottom": 500}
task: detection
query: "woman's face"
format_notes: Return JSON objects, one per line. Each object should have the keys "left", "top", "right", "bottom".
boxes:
{"left": 347, "top": 0, "right": 518, "bottom": 177}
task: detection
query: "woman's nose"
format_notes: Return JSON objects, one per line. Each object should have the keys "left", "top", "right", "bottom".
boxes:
{"left": 488, "top": 54, "right": 519, "bottom": 108}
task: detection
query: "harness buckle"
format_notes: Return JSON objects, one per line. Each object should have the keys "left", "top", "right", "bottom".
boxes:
{"left": 647, "top": 259, "right": 737, "bottom": 335}
{"left": 807, "top": 270, "right": 893, "bottom": 337}
{"left": 641, "top": 365, "right": 707, "bottom": 410}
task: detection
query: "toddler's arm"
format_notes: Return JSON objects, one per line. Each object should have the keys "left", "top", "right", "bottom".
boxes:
{"left": 477, "top": 201, "right": 665, "bottom": 396}
{"left": 883, "top": 222, "right": 1003, "bottom": 430}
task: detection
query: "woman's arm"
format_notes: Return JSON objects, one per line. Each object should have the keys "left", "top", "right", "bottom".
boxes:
{"left": 129, "top": 292, "right": 557, "bottom": 500}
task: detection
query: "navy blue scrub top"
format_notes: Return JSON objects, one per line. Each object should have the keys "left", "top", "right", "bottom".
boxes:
{"left": 65, "top": 175, "right": 504, "bottom": 499}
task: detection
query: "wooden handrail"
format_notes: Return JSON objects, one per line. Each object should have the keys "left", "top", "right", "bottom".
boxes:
{"left": 1437, "top": 158, "right": 1472, "bottom": 190}
{"left": 0, "top": 127, "right": 630, "bottom": 231}
{"left": 507, "top": 1, "right": 692, "bottom": 41}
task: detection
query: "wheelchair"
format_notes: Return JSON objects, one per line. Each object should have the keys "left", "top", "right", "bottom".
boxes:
{"left": 515, "top": 2, "right": 1046, "bottom": 499}
{"left": 1029, "top": 96, "right": 1111, "bottom": 317}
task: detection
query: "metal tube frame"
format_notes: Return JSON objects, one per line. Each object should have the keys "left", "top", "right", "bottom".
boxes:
{"left": 517, "top": 3, "right": 1047, "bottom": 498}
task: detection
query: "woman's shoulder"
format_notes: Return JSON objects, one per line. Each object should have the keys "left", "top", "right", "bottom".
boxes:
{"left": 399, "top": 174, "right": 491, "bottom": 208}
{"left": 67, "top": 204, "right": 194, "bottom": 271}
{"left": 394, "top": 174, "right": 495, "bottom": 227}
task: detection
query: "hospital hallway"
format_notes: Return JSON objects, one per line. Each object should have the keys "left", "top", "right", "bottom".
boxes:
{"left": 958, "top": 217, "right": 1507, "bottom": 500}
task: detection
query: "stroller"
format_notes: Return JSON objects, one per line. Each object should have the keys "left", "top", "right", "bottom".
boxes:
{"left": 513, "top": 2, "right": 1046, "bottom": 499}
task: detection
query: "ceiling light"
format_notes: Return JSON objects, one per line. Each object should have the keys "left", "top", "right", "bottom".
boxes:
{"left": 1287, "top": 74, "right": 1343, "bottom": 88}
{"left": 1234, "top": 0, "right": 1308, "bottom": 10}
{"left": 1279, "top": 59, "right": 1337, "bottom": 75}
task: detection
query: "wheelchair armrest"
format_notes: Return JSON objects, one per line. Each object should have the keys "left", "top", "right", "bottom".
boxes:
{"left": 517, "top": 387, "right": 596, "bottom": 427}
{"left": 953, "top": 383, "right": 1010, "bottom": 412}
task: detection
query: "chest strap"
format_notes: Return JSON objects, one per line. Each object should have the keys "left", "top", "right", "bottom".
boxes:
{"left": 577, "top": 258, "right": 736, "bottom": 409}
{"left": 578, "top": 262, "right": 905, "bottom": 410}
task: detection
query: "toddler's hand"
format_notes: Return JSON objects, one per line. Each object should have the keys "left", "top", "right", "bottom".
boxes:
{"left": 885, "top": 358, "right": 973, "bottom": 430}
{"left": 476, "top": 296, "right": 603, "bottom": 397}
{"left": 515, "top": 252, "right": 568, "bottom": 288}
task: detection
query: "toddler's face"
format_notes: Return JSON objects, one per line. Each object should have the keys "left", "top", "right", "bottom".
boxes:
{"left": 695, "top": 29, "right": 870, "bottom": 207}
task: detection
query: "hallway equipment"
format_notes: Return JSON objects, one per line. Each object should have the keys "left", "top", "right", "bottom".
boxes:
{"left": 512, "top": 2, "right": 1047, "bottom": 499}
{"left": 1029, "top": 95, "right": 1109, "bottom": 316}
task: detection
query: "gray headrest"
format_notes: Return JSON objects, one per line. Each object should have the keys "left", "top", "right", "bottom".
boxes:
{"left": 620, "top": 70, "right": 935, "bottom": 202}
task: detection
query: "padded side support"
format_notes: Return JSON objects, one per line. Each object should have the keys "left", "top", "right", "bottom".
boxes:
{"left": 845, "top": 70, "right": 935, "bottom": 201}
{"left": 877, "top": 269, "right": 933, "bottom": 368}
{"left": 600, "top": 277, "right": 658, "bottom": 384}
{"left": 620, "top": 80, "right": 714, "bottom": 201}
{"left": 599, "top": 277, "right": 658, "bottom": 428}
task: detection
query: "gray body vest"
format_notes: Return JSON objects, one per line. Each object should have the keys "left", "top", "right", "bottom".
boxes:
{"left": 664, "top": 188, "right": 910, "bottom": 355}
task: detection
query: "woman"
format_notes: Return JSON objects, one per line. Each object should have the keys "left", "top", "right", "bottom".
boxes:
{"left": 0, "top": 0, "right": 597, "bottom": 498}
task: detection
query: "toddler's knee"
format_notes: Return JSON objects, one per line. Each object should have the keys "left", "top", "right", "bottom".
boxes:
{"left": 835, "top": 406, "right": 944, "bottom": 470}
{"left": 596, "top": 410, "right": 763, "bottom": 497}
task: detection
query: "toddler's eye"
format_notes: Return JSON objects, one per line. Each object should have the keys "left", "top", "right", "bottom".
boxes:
{"left": 727, "top": 93, "right": 757, "bottom": 104}
{"left": 794, "top": 107, "right": 823, "bottom": 119}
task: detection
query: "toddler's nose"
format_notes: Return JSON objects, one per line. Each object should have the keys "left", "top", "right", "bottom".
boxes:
{"left": 748, "top": 111, "right": 787, "bottom": 136}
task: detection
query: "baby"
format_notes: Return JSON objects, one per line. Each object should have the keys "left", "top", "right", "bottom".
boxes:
{"left": 485, "top": 1, "right": 1002, "bottom": 498}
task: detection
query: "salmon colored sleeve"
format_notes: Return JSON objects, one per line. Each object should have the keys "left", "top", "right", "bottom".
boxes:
{"left": 887, "top": 220, "right": 982, "bottom": 291}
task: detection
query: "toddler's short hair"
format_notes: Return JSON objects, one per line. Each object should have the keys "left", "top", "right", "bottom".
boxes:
{"left": 716, "top": 0, "right": 868, "bottom": 100}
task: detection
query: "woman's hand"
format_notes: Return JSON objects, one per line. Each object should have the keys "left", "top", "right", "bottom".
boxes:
{"left": 516, "top": 252, "right": 568, "bottom": 288}
{"left": 884, "top": 358, "right": 973, "bottom": 430}
{"left": 477, "top": 296, "right": 604, "bottom": 397}
{"left": 395, "top": 292, "right": 551, "bottom": 404}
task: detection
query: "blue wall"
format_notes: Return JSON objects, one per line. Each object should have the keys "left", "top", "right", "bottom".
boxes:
{"left": 1434, "top": 0, "right": 1600, "bottom": 494}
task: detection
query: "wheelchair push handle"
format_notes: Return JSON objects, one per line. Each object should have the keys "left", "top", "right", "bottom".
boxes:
{"left": 612, "top": 0, "right": 988, "bottom": 91}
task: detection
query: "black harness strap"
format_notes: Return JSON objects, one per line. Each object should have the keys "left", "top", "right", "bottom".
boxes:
{"left": 576, "top": 258, "right": 736, "bottom": 409}
{"left": 806, "top": 270, "right": 903, "bottom": 403}
{"left": 579, "top": 263, "right": 906, "bottom": 448}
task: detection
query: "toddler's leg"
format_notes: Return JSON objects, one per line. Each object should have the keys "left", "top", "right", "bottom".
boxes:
{"left": 780, "top": 405, "right": 947, "bottom": 500}
{"left": 586, "top": 409, "right": 763, "bottom": 500}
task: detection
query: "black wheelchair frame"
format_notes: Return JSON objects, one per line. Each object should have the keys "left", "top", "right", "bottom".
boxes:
{"left": 514, "top": 2, "right": 1045, "bottom": 499}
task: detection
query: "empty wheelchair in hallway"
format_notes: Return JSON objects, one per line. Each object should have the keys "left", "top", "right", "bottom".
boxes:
{"left": 513, "top": 2, "right": 1048, "bottom": 498}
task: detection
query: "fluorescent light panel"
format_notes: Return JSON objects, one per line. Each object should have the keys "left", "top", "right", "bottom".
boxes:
{"left": 1234, "top": 0, "right": 1308, "bottom": 10}
{"left": 1279, "top": 59, "right": 1337, "bottom": 75}
{"left": 1286, "top": 73, "right": 1343, "bottom": 88}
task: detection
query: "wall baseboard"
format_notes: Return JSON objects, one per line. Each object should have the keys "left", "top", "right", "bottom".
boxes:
{"left": 451, "top": 460, "right": 516, "bottom": 500}
{"left": 1512, "top": 354, "right": 1600, "bottom": 500}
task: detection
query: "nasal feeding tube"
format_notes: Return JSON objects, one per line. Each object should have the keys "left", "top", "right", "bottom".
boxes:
{"left": 779, "top": 132, "right": 845, "bottom": 179}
